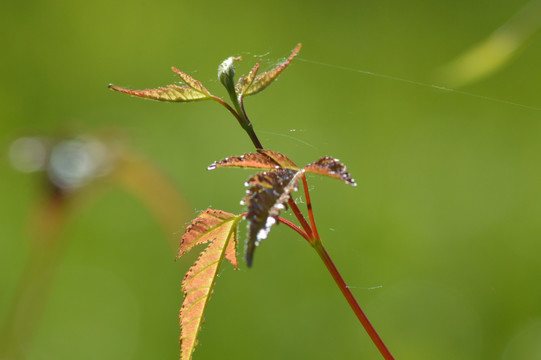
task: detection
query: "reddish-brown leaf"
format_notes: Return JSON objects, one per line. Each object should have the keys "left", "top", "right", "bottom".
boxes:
{"left": 207, "top": 152, "right": 280, "bottom": 171}
{"left": 207, "top": 150, "right": 299, "bottom": 171}
{"left": 242, "top": 169, "right": 304, "bottom": 266}
{"left": 303, "top": 156, "right": 357, "bottom": 186}
{"left": 240, "top": 43, "right": 302, "bottom": 97}
{"left": 258, "top": 149, "right": 299, "bottom": 170}
{"left": 178, "top": 209, "right": 241, "bottom": 360}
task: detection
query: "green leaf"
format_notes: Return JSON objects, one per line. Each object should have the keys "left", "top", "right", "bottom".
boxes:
{"left": 177, "top": 209, "right": 241, "bottom": 360}
{"left": 236, "top": 43, "right": 302, "bottom": 97}
{"left": 303, "top": 156, "right": 357, "bottom": 186}
{"left": 242, "top": 169, "right": 304, "bottom": 267}
{"left": 108, "top": 67, "right": 213, "bottom": 102}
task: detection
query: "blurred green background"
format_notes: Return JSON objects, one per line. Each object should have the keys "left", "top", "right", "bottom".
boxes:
{"left": 1, "top": 0, "right": 541, "bottom": 359}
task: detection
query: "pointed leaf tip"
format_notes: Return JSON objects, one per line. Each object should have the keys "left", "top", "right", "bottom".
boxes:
{"left": 303, "top": 156, "right": 357, "bottom": 186}
{"left": 238, "top": 43, "right": 302, "bottom": 97}
{"left": 171, "top": 67, "right": 212, "bottom": 96}
{"left": 236, "top": 61, "right": 261, "bottom": 96}
{"left": 178, "top": 209, "right": 239, "bottom": 264}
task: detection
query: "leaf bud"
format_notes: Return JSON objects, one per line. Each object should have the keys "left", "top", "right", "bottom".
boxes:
{"left": 218, "top": 56, "right": 241, "bottom": 95}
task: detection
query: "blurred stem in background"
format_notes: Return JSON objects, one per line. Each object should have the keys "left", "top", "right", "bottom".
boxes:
{"left": 437, "top": 0, "right": 541, "bottom": 87}
{"left": 1, "top": 133, "right": 190, "bottom": 359}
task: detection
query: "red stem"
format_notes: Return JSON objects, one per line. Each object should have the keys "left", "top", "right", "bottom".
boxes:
{"left": 211, "top": 96, "right": 243, "bottom": 124}
{"left": 301, "top": 174, "right": 320, "bottom": 241}
{"left": 287, "top": 177, "right": 395, "bottom": 359}
{"left": 287, "top": 198, "right": 314, "bottom": 240}
{"left": 277, "top": 216, "right": 311, "bottom": 243}
{"left": 313, "top": 241, "right": 394, "bottom": 360}
{"left": 232, "top": 96, "right": 393, "bottom": 359}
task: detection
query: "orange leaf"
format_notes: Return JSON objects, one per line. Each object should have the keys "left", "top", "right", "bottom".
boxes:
{"left": 207, "top": 150, "right": 298, "bottom": 171}
{"left": 177, "top": 209, "right": 238, "bottom": 265}
{"left": 303, "top": 157, "right": 357, "bottom": 186}
{"left": 178, "top": 209, "right": 241, "bottom": 360}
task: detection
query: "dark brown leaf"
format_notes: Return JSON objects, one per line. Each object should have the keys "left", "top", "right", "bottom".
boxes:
{"left": 242, "top": 169, "right": 304, "bottom": 266}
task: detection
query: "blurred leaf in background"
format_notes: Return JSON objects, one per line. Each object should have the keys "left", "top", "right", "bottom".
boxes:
{"left": 437, "top": 0, "right": 541, "bottom": 87}
{"left": 1, "top": 130, "right": 190, "bottom": 359}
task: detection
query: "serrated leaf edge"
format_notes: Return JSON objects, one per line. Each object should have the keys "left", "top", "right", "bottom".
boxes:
{"left": 179, "top": 215, "right": 240, "bottom": 360}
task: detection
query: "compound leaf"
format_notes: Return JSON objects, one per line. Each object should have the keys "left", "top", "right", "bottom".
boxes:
{"left": 238, "top": 43, "right": 302, "bottom": 97}
{"left": 303, "top": 156, "right": 357, "bottom": 186}
{"left": 243, "top": 169, "right": 304, "bottom": 267}
{"left": 178, "top": 209, "right": 240, "bottom": 360}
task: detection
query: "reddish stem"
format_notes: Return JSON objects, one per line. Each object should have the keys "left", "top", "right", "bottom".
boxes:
{"left": 211, "top": 96, "right": 243, "bottom": 124}
{"left": 233, "top": 96, "right": 393, "bottom": 359}
{"left": 287, "top": 198, "right": 314, "bottom": 240}
{"left": 277, "top": 216, "right": 311, "bottom": 243}
{"left": 301, "top": 174, "right": 320, "bottom": 241}
{"left": 313, "top": 241, "right": 394, "bottom": 360}
{"left": 288, "top": 177, "right": 395, "bottom": 359}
